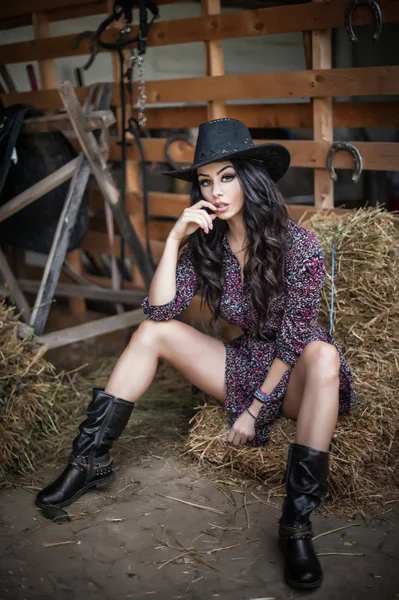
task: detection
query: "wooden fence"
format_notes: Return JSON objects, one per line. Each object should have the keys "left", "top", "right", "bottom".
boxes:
{"left": 1, "top": 0, "right": 398, "bottom": 325}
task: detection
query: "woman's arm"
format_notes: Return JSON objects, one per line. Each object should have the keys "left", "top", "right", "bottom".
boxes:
{"left": 148, "top": 236, "right": 181, "bottom": 306}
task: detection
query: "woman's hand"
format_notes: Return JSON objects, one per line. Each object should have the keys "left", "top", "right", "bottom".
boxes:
{"left": 168, "top": 200, "right": 217, "bottom": 242}
{"left": 227, "top": 410, "right": 256, "bottom": 445}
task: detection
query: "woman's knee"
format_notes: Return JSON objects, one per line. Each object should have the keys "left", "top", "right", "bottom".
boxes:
{"left": 132, "top": 318, "right": 174, "bottom": 348}
{"left": 301, "top": 341, "right": 340, "bottom": 381}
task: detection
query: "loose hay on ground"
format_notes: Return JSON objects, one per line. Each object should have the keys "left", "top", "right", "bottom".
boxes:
{"left": 186, "top": 208, "right": 399, "bottom": 515}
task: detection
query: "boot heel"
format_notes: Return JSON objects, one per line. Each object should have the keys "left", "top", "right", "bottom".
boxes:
{"left": 95, "top": 473, "right": 115, "bottom": 489}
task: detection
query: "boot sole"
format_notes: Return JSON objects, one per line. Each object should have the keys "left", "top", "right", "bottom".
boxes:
{"left": 35, "top": 473, "right": 116, "bottom": 509}
{"left": 284, "top": 574, "right": 323, "bottom": 590}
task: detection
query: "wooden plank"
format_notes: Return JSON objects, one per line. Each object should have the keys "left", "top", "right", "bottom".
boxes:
{"left": 0, "top": 0, "right": 184, "bottom": 25}
{"left": 59, "top": 81, "right": 155, "bottom": 289}
{"left": 130, "top": 67, "right": 399, "bottom": 105}
{"left": 79, "top": 230, "right": 165, "bottom": 263}
{"left": 2, "top": 1, "right": 399, "bottom": 59}
{"left": 137, "top": 101, "right": 399, "bottom": 129}
{"left": 37, "top": 307, "right": 146, "bottom": 350}
{"left": 1, "top": 279, "right": 146, "bottom": 304}
{"left": 202, "top": 0, "right": 226, "bottom": 121}
{"left": 0, "top": 247, "right": 31, "bottom": 323}
{"left": 3, "top": 94, "right": 398, "bottom": 128}
{"left": 21, "top": 110, "right": 115, "bottom": 134}
{"left": 3, "top": 67, "right": 399, "bottom": 110}
{"left": 89, "top": 189, "right": 189, "bottom": 218}
{"left": 312, "top": 0, "right": 334, "bottom": 209}
{"left": 110, "top": 138, "right": 399, "bottom": 172}
{"left": 0, "top": 158, "right": 78, "bottom": 223}
{"left": 32, "top": 12, "right": 57, "bottom": 89}
{"left": 29, "top": 154, "right": 91, "bottom": 335}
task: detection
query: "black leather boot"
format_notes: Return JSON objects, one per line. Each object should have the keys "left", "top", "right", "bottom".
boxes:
{"left": 36, "top": 388, "right": 134, "bottom": 509}
{"left": 278, "top": 443, "right": 329, "bottom": 590}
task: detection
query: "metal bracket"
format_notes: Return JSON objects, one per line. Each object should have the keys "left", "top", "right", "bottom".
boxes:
{"left": 165, "top": 133, "right": 195, "bottom": 170}
{"left": 327, "top": 142, "right": 363, "bottom": 183}
{"left": 345, "top": 0, "right": 383, "bottom": 43}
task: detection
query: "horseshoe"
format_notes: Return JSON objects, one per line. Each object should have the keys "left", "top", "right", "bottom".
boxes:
{"left": 327, "top": 142, "right": 363, "bottom": 183}
{"left": 164, "top": 132, "right": 194, "bottom": 170}
{"left": 345, "top": 0, "right": 383, "bottom": 43}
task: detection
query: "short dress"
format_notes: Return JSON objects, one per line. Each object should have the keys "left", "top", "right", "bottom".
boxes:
{"left": 142, "top": 219, "right": 356, "bottom": 446}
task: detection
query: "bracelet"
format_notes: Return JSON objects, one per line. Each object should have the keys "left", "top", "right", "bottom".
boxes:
{"left": 254, "top": 388, "right": 271, "bottom": 404}
{"left": 246, "top": 408, "right": 256, "bottom": 420}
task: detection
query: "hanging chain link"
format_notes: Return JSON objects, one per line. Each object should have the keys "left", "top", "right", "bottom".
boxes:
{"left": 137, "top": 53, "right": 147, "bottom": 129}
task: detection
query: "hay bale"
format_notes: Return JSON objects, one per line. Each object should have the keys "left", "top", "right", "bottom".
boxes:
{"left": 0, "top": 301, "right": 90, "bottom": 484}
{"left": 187, "top": 208, "right": 399, "bottom": 514}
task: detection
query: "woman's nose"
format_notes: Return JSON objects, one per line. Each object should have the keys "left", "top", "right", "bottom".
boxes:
{"left": 212, "top": 182, "right": 223, "bottom": 197}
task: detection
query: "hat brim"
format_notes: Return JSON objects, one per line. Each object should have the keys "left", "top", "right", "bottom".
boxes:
{"left": 162, "top": 143, "right": 290, "bottom": 183}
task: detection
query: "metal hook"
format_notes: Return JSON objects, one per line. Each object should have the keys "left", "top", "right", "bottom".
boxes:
{"left": 327, "top": 142, "right": 363, "bottom": 183}
{"left": 165, "top": 132, "right": 195, "bottom": 170}
{"left": 72, "top": 31, "right": 99, "bottom": 70}
{"left": 345, "top": 0, "right": 383, "bottom": 43}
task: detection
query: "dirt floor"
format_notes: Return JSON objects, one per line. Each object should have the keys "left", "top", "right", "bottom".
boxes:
{"left": 1, "top": 339, "right": 398, "bottom": 600}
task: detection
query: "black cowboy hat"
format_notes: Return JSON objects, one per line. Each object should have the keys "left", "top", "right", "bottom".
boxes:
{"left": 163, "top": 118, "right": 290, "bottom": 183}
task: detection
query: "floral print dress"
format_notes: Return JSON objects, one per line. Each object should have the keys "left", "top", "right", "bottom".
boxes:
{"left": 142, "top": 220, "right": 356, "bottom": 446}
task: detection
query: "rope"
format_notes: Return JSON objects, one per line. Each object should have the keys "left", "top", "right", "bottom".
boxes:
{"left": 329, "top": 242, "right": 335, "bottom": 334}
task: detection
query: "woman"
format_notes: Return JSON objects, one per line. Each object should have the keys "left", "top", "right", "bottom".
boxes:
{"left": 36, "top": 118, "right": 355, "bottom": 590}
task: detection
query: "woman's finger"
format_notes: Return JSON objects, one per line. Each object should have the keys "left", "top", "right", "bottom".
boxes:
{"left": 194, "top": 199, "right": 217, "bottom": 212}
{"left": 185, "top": 213, "right": 209, "bottom": 232}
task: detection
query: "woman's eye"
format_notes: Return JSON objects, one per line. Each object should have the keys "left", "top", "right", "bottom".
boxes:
{"left": 222, "top": 174, "right": 235, "bottom": 182}
{"left": 199, "top": 180, "right": 211, "bottom": 187}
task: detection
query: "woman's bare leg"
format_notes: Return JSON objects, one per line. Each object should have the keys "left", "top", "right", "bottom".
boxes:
{"left": 105, "top": 319, "right": 227, "bottom": 403}
{"left": 281, "top": 341, "right": 340, "bottom": 452}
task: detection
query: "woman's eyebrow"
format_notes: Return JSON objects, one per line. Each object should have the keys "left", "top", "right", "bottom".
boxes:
{"left": 198, "top": 165, "right": 233, "bottom": 177}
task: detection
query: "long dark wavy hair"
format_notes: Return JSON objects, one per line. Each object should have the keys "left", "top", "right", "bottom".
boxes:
{"left": 181, "top": 158, "right": 289, "bottom": 340}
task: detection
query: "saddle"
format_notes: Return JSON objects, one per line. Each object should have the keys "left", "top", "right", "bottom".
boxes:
{"left": 0, "top": 102, "right": 88, "bottom": 254}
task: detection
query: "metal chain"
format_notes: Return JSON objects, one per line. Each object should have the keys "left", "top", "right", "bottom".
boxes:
{"left": 137, "top": 53, "right": 147, "bottom": 128}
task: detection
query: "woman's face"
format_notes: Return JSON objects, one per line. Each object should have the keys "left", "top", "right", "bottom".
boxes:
{"left": 196, "top": 161, "right": 244, "bottom": 220}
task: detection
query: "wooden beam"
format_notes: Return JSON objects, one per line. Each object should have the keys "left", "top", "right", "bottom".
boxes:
{"left": 1, "top": 279, "right": 146, "bottom": 304}
{"left": 0, "top": 247, "right": 31, "bottom": 323}
{"left": 3, "top": 67, "right": 399, "bottom": 110}
{"left": 37, "top": 307, "right": 146, "bottom": 350}
{"left": 140, "top": 101, "right": 399, "bottom": 129}
{"left": 21, "top": 110, "right": 115, "bottom": 134}
{"left": 109, "top": 139, "right": 399, "bottom": 172}
{"left": 4, "top": 98, "right": 398, "bottom": 129}
{"left": 130, "top": 67, "right": 399, "bottom": 105}
{"left": 0, "top": 158, "right": 78, "bottom": 223}
{"left": 0, "top": 0, "right": 184, "bottom": 25}
{"left": 2, "top": 1, "right": 399, "bottom": 59}
{"left": 29, "top": 154, "right": 91, "bottom": 335}
{"left": 312, "top": 0, "right": 334, "bottom": 209}
{"left": 202, "top": 0, "right": 226, "bottom": 121}
{"left": 32, "top": 12, "right": 57, "bottom": 90}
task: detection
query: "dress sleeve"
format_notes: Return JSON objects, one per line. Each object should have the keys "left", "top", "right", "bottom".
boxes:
{"left": 275, "top": 233, "right": 326, "bottom": 366}
{"left": 141, "top": 242, "right": 199, "bottom": 321}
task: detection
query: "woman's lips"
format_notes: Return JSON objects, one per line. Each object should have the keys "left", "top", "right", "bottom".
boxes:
{"left": 215, "top": 204, "right": 229, "bottom": 213}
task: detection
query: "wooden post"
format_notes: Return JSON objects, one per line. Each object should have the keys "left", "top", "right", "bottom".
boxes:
{"left": 29, "top": 154, "right": 91, "bottom": 335}
{"left": 202, "top": 0, "right": 226, "bottom": 121}
{"left": 33, "top": 11, "right": 87, "bottom": 316}
{"left": 312, "top": 0, "right": 334, "bottom": 209}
